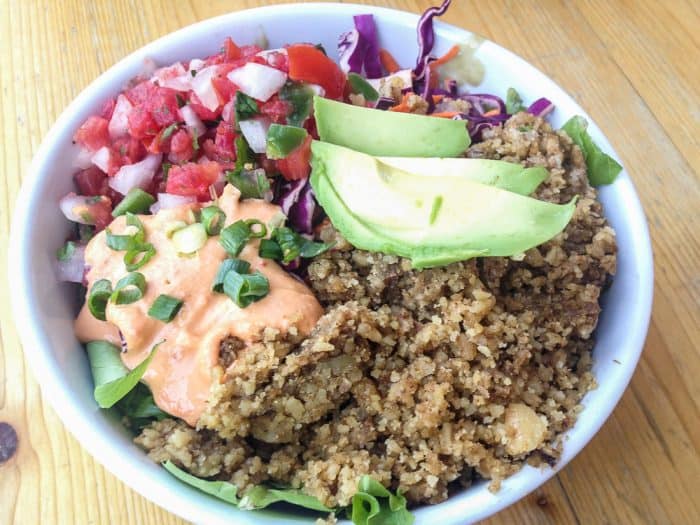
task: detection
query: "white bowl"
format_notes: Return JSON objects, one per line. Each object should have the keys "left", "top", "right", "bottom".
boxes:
{"left": 8, "top": 3, "right": 653, "bottom": 524}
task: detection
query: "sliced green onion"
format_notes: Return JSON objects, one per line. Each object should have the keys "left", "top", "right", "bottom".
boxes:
{"left": 227, "top": 168, "right": 270, "bottom": 200}
{"left": 267, "top": 227, "right": 333, "bottom": 264}
{"left": 164, "top": 220, "right": 188, "bottom": 238}
{"left": 171, "top": 223, "right": 207, "bottom": 255}
{"left": 110, "top": 272, "right": 147, "bottom": 305}
{"left": 88, "top": 279, "right": 113, "bottom": 321}
{"left": 347, "top": 72, "right": 379, "bottom": 102}
{"left": 106, "top": 213, "right": 146, "bottom": 251}
{"left": 219, "top": 220, "right": 251, "bottom": 257}
{"left": 245, "top": 219, "right": 267, "bottom": 238}
{"left": 162, "top": 162, "right": 172, "bottom": 182}
{"left": 234, "top": 91, "right": 259, "bottom": 124}
{"left": 223, "top": 269, "right": 269, "bottom": 308}
{"left": 266, "top": 124, "right": 308, "bottom": 159}
{"left": 56, "top": 240, "right": 76, "bottom": 261}
{"left": 161, "top": 123, "right": 178, "bottom": 141}
{"left": 201, "top": 206, "right": 226, "bottom": 236}
{"left": 124, "top": 243, "right": 156, "bottom": 271}
{"left": 212, "top": 258, "right": 251, "bottom": 292}
{"left": 112, "top": 189, "right": 156, "bottom": 217}
{"left": 148, "top": 294, "right": 183, "bottom": 322}
{"left": 259, "top": 239, "right": 283, "bottom": 260}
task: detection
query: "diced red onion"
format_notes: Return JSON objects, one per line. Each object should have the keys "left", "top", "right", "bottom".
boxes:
{"left": 55, "top": 243, "right": 86, "bottom": 283}
{"left": 527, "top": 97, "right": 555, "bottom": 118}
{"left": 73, "top": 146, "right": 94, "bottom": 169}
{"left": 150, "top": 192, "right": 197, "bottom": 214}
{"left": 221, "top": 100, "right": 235, "bottom": 123}
{"left": 59, "top": 193, "right": 97, "bottom": 224}
{"left": 108, "top": 94, "right": 133, "bottom": 140}
{"left": 227, "top": 63, "right": 287, "bottom": 102}
{"left": 239, "top": 117, "right": 271, "bottom": 154}
{"left": 91, "top": 146, "right": 113, "bottom": 173}
{"left": 109, "top": 154, "right": 162, "bottom": 195}
{"left": 179, "top": 104, "right": 206, "bottom": 137}
{"left": 191, "top": 65, "right": 222, "bottom": 111}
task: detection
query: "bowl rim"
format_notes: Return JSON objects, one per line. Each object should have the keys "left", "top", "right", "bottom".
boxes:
{"left": 8, "top": 3, "right": 654, "bottom": 524}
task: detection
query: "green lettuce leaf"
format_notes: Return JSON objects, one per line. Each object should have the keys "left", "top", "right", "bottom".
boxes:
{"left": 350, "top": 476, "right": 414, "bottom": 525}
{"left": 561, "top": 116, "right": 622, "bottom": 186}
{"left": 163, "top": 461, "right": 240, "bottom": 505}
{"left": 239, "top": 485, "right": 332, "bottom": 512}
{"left": 87, "top": 340, "right": 161, "bottom": 408}
{"left": 505, "top": 87, "right": 525, "bottom": 114}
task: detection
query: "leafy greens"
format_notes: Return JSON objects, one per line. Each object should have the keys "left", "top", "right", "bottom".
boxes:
{"left": 561, "top": 116, "right": 622, "bottom": 186}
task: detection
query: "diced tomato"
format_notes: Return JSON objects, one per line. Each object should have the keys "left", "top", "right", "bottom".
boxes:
{"left": 125, "top": 80, "right": 158, "bottom": 105}
{"left": 264, "top": 51, "right": 289, "bottom": 72}
{"left": 188, "top": 92, "right": 220, "bottom": 120}
{"left": 127, "top": 106, "right": 159, "bottom": 139}
{"left": 144, "top": 87, "right": 180, "bottom": 127}
{"left": 74, "top": 116, "right": 110, "bottom": 151}
{"left": 86, "top": 197, "right": 114, "bottom": 232}
{"left": 112, "top": 137, "right": 147, "bottom": 166}
{"left": 240, "top": 45, "right": 263, "bottom": 58}
{"left": 74, "top": 166, "right": 107, "bottom": 196}
{"left": 166, "top": 161, "right": 222, "bottom": 200}
{"left": 100, "top": 97, "right": 117, "bottom": 120}
{"left": 305, "top": 116, "right": 320, "bottom": 140}
{"left": 287, "top": 44, "right": 346, "bottom": 100}
{"left": 260, "top": 96, "right": 291, "bottom": 124}
{"left": 169, "top": 129, "right": 196, "bottom": 163}
{"left": 276, "top": 135, "right": 312, "bottom": 181}
{"left": 146, "top": 127, "right": 173, "bottom": 155}
{"left": 223, "top": 37, "right": 242, "bottom": 61}
{"left": 211, "top": 74, "right": 239, "bottom": 105}
{"left": 214, "top": 122, "right": 236, "bottom": 161}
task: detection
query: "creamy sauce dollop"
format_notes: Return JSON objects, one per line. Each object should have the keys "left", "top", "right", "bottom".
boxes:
{"left": 75, "top": 185, "right": 323, "bottom": 425}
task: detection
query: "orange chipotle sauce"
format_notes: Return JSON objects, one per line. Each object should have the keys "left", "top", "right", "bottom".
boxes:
{"left": 74, "top": 185, "right": 323, "bottom": 425}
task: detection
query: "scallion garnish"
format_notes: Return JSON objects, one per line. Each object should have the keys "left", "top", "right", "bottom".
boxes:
{"left": 258, "top": 239, "right": 283, "bottom": 260}
{"left": 171, "top": 223, "right": 207, "bottom": 255}
{"left": 106, "top": 213, "right": 146, "bottom": 251}
{"left": 219, "top": 219, "right": 265, "bottom": 257}
{"left": 112, "top": 189, "right": 156, "bottom": 217}
{"left": 148, "top": 294, "right": 183, "bottom": 322}
{"left": 273, "top": 227, "right": 333, "bottom": 263}
{"left": 56, "top": 240, "right": 76, "bottom": 261}
{"left": 110, "top": 272, "right": 147, "bottom": 305}
{"left": 212, "top": 258, "right": 251, "bottom": 292}
{"left": 124, "top": 243, "right": 156, "bottom": 271}
{"left": 88, "top": 279, "right": 113, "bottom": 321}
{"left": 161, "top": 123, "right": 178, "bottom": 141}
{"left": 201, "top": 206, "right": 226, "bottom": 236}
{"left": 222, "top": 269, "right": 269, "bottom": 308}
{"left": 265, "top": 124, "right": 308, "bottom": 159}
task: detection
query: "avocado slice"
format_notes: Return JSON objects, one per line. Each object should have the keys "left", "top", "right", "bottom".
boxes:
{"left": 310, "top": 141, "right": 577, "bottom": 268}
{"left": 376, "top": 157, "right": 547, "bottom": 195}
{"left": 313, "top": 96, "right": 470, "bottom": 157}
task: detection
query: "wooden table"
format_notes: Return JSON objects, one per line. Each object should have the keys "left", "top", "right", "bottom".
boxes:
{"left": 1, "top": 1, "right": 698, "bottom": 523}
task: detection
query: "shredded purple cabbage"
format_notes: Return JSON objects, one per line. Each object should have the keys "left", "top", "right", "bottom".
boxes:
{"left": 272, "top": 178, "right": 317, "bottom": 234}
{"left": 452, "top": 93, "right": 510, "bottom": 142}
{"left": 375, "top": 96, "right": 396, "bottom": 110}
{"left": 413, "top": 0, "right": 452, "bottom": 80}
{"left": 527, "top": 97, "right": 554, "bottom": 117}
{"left": 338, "top": 15, "right": 382, "bottom": 78}
{"left": 354, "top": 15, "right": 382, "bottom": 78}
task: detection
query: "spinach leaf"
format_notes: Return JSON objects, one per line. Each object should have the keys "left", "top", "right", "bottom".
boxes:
{"left": 163, "top": 461, "right": 240, "bottom": 505}
{"left": 87, "top": 340, "right": 161, "bottom": 408}
{"left": 350, "top": 476, "right": 414, "bottom": 525}
{"left": 561, "top": 116, "right": 622, "bottom": 186}
{"left": 239, "top": 485, "right": 332, "bottom": 512}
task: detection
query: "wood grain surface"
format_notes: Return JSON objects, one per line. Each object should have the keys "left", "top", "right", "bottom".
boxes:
{"left": 1, "top": 1, "right": 698, "bottom": 524}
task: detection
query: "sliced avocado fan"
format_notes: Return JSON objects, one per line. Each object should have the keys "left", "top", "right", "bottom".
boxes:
{"left": 310, "top": 141, "right": 576, "bottom": 269}
{"left": 313, "top": 96, "right": 470, "bottom": 157}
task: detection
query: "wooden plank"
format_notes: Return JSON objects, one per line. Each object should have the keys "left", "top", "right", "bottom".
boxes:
{"left": 0, "top": 1, "right": 698, "bottom": 524}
